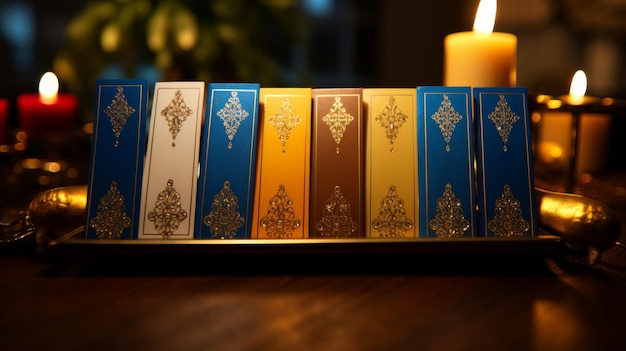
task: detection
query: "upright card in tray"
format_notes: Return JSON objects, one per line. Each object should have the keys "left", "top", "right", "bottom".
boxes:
{"left": 85, "top": 79, "right": 149, "bottom": 239}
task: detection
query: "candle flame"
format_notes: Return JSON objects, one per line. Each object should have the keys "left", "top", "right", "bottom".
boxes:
{"left": 473, "top": 0, "right": 497, "bottom": 34}
{"left": 38, "top": 71, "right": 59, "bottom": 105}
{"left": 569, "top": 70, "right": 587, "bottom": 99}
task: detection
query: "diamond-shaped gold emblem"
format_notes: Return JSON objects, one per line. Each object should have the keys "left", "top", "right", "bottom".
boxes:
{"left": 487, "top": 94, "right": 520, "bottom": 152}
{"left": 322, "top": 97, "right": 354, "bottom": 154}
{"left": 431, "top": 94, "right": 463, "bottom": 152}
{"left": 103, "top": 87, "right": 136, "bottom": 147}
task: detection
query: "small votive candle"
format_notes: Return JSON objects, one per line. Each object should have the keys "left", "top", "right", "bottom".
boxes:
{"left": 536, "top": 70, "right": 617, "bottom": 191}
{"left": 0, "top": 98, "right": 8, "bottom": 146}
{"left": 17, "top": 72, "right": 78, "bottom": 139}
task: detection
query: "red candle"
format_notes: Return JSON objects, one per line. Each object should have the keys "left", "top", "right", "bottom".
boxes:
{"left": 0, "top": 98, "right": 8, "bottom": 146}
{"left": 17, "top": 72, "right": 78, "bottom": 139}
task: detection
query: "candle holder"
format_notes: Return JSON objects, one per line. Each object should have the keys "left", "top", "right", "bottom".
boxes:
{"left": 532, "top": 94, "right": 625, "bottom": 193}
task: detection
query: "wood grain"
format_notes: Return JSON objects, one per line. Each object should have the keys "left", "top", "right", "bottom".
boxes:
{"left": 1, "top": 252, "right": 625, "bottom": 351}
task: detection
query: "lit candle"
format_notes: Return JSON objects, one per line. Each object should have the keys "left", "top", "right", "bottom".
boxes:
{"left": 17, "top": 72, "right": 78, "bottom": 139}
{"left": 537, "top": 70, "right": 613, "bottom": 190}
{"left": 563, "top": 70, "right": 612, "bottom": 175}
{"left": 535, "top": 97, "right": 571, "bottom": 173}
{"left": 444, "top": 0, "right": 517, "bottom": 87}
{"left": 0, "top": 98, "right": 8, "bottom": 146}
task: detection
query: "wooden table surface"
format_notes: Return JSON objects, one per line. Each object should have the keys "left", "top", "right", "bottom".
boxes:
{"left": 5, "top": 115, "right": 626, "bottom": 351}
{"left": 1, "top": 243, "right": 625, "bottom": 351}
{"left": 2, "top": 171, "right": 626, "bottom": 351}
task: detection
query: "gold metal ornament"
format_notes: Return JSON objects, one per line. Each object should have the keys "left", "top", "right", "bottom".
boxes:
{"left": 259, "top": 184, "right": 301, "bottom": 238}
{"left": 147, "top": 179, "right": 188, "bottom": 239}
{"left": 536, "top": 187, "right": 621, "bottom": 262}
{"left": 269, "top": 98, "right": 302, "bottom": 154}
{"left": 89, "top": 181, "right": 131, "bottom": 239}
{"left": 487, "top": 184, "right": 529, "bottom": 237}
{"left": 217, "top": 91, "right": 250, "bottom": 149}
{"left": 322, "top": 96, "right": 354, "bottom": 154}
{"left": 487, "top": 94, "right": 520, "bottom": 152}
{"left": 203, "top": 181, "right": 245, "bottom": 238}
{"left": 103, "top": 86, "right": 136, "bottom": 147}
{"left": 28, "top": 185, "right": 87, "bottom": 237}
{"left": 371, "top": 185, "right": 413, "bottom": 237}
{"left": 315, "top": 185, "right": 357, "bottom": 237}
{"left": 431, "top": 94, "right": 463, "bottom": 152}
{"left": 161, "top": 89, "right": 193, "bottom": 147}
{"left": 429, "top": 183, "right": 470, "bottom": 237}
{"left": 375, "top": 96, "right": 408, "bottom": 152}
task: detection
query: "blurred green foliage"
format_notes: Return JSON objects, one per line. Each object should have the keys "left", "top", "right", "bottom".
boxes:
{"left": 53, "top": 0, "right": 306, "bottom": 122}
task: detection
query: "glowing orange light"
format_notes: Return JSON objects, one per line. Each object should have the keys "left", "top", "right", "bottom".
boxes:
{"left": 473, "top": 0, "right": 497, "bottom": 34}
{"left": 568, "top": 70, "right": 587, "bottom": 105}
{"left": 38, "top": 72, "right": 59, "bottom": 105}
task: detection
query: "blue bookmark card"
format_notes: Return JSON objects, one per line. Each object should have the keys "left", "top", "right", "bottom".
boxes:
{"left": 473, "top": 87, "right": 537, "bottom": 237}
{"left": 85, "top": 79, "right": 149, "bottom": 239}
{"left": 417, "top": 86, "right": 477, "bottom": 238}
{"left": 195, "top": 83, "right": 261, "bottom": 239}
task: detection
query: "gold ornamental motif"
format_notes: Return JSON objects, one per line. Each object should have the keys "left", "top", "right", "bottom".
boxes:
{"left": 269, "top": 98, "right": 302, "bottom": 153}
{"left": 431, "top": 94, "right": 463, "bottom": 152}
{"left": 371, "top": 185, "right": 413, "bottom": 237}
{"left": 89, "top": 181, "right": 132, "bottom": 239}
{"left": 161, "top": 89, "right": 193, "bottom": 147}
{"left": 487, "top": 94, "right": 520, "bottom": 152}
{"left": 147, "top": 179, "right": 187, "bottom": 239}
{"left": 217, "top": 91, "right": 250, "bottom": 149}
{"left": 315, "top": 185, "right": 357, "bottom": 237}
{"left": 259, "top": 184, "right": 301, "bottom": 238}
{"left": 429, "top": 183, "right": 470, "bottom": 237}
{"left": 487, "top": 184, "right": 530, "bottom": 236}
{"left": 203, "top": 181, "right": 245, "bottom": 238}
{"left": 103, "top": 86, "right": 136, "bottom": 147}
{"left": 375, "top": 96, "right": 408, "bottom": 152}
{"left": 322, "top": 96, "right": 354, "bottom": 154}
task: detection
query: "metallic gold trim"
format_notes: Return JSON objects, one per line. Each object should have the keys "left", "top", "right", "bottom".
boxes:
{"left": 375, "top": 97, "right": 408, "bottom": 152}
{"left": 269, "top": 98, "right": 302, "bottom": 154}
{"left": 429, "top": 183, "right": 470, "bottom": 237}
{"left": 203, "top": 181, "right": 245, "bottom": 239}
{"left": 217, "top": 91, "right": 250, "bottom": 149}
{"left": 259, "top": 184, "right": 301, "bottom": 238}
{"left": 147, "top": 179, "right": 188, "bottom": 239}
{"left": 315, "top": 185, "right": 357, "bottom": 238}
{"left": 371, "top": 185, "right": 413, "bottom": 237}
{"left": 89, "top": 181, "right": 131, "bottom": 239}
{"left": 322, "top": 96, "right": 355, "bottom": 154}
{"left": 161, "top": 89, "right": 193, "bottom": 147}
{"left": 103, "top": 86, "right": 136, "bottom": 147}
{"left": 430, "top": 94, "right": 463, "bottom": 152}
{"left": 488, "top": 184, "right": 530, "bottom": 237}
{"left": 487, "top": 94, "right": 520, "bottom": 152}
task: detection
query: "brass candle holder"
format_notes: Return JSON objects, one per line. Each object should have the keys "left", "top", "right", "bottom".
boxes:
{"left": 533, "top": 93, "right": 624, "bottom": 193}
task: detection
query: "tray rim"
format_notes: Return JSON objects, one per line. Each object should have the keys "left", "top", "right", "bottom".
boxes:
{"left": 47, "top": 227, "right": 564, "bottom": 256}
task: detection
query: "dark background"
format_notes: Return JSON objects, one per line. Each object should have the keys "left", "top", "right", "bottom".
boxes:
{"left": 1, "top": 0, "right": 626, "bottom": 180}
{"left": 2, "top": 1, "right": 625, "bottom": 98}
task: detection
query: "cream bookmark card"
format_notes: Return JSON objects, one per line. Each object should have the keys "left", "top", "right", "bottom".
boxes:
{"left": 138, "top": 81, "right": 205, "bottom": 239}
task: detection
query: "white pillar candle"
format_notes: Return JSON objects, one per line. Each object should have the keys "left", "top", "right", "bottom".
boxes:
{"left": 444, "top": 0, "right": 517, "bottom": 87}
